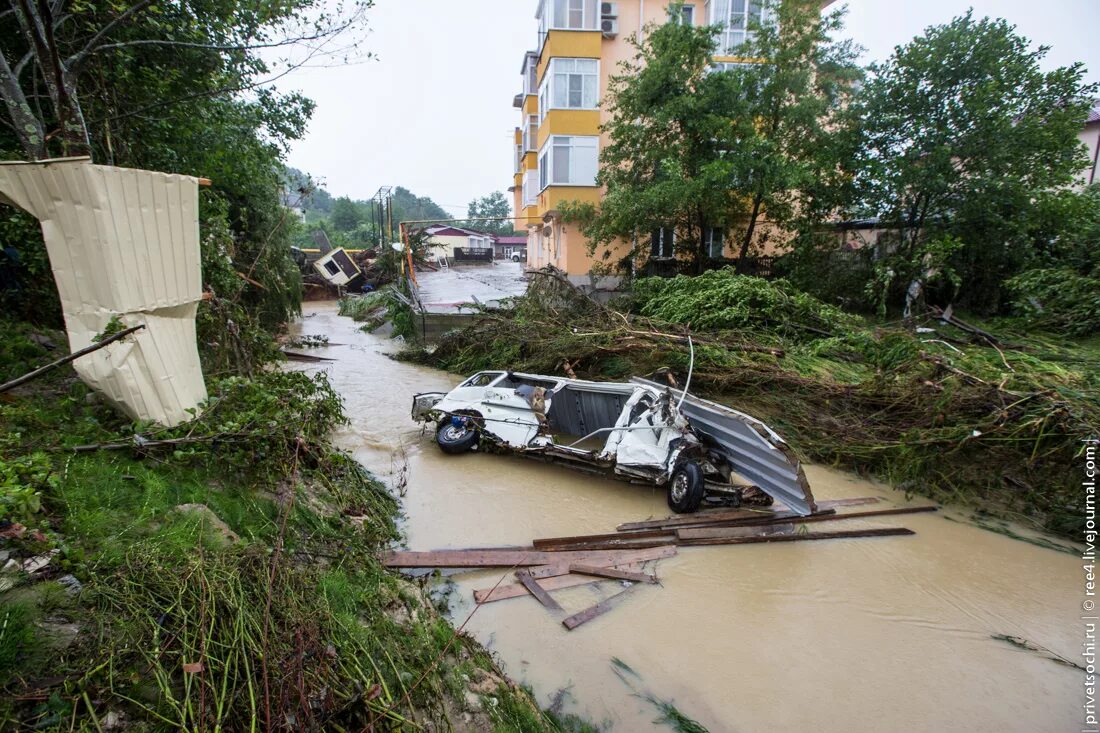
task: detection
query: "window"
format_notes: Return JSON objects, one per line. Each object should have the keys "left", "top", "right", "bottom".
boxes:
{"left": 705, "top": 0, "right": 765, "bottom": 55}
{"left": 651, "top": 227, "right": 675, "bottom": 259}
{"left": 523, "top": 171, "right": 539, "bottom": 206}
{"left": 706, "top": 227, "right": 725, "bottom": 258}
{"left": 539, "top": 0, "right": 599, "bottom": 31}
{"left": 524, "top": 53, "right": 538, "bottom": 96}
{"left": 670, "top": 4, "right": 695, "bottom": 25}
{"left": 525, "top": 115, "right": 538, "bottom": 151}
{"left": 515, "top": 142, "right": 523, "bottom": 172}
{"left": 538, "top": 136, "right": 598, "bottom": 189}
{"left": 711, "top": 61, "right": 753, "bottom": 73}
{"left": 323, "top": 260, "right": 340, "bottom": 276}
{"left": 539, "top": 58, "right": 598, "bottom": 121}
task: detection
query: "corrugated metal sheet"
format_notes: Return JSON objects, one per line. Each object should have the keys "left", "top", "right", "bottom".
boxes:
{"left": 632, "top": 378, "right": 817, "bottom": 515}
{"left": 0, "top": 158, "right": 206, "bottom": 427}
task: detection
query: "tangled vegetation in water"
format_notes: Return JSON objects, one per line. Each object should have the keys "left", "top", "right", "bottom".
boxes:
{"left": 404, "top": 268, "right": 1099, "bottom": 538}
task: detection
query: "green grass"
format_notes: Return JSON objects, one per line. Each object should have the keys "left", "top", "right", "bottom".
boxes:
{"left": 0, "top": 320, "right": 566, "bottom": 731}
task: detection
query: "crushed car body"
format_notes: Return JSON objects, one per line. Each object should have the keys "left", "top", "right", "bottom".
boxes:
{"left": 412, "top": 370, "right": 816, "bottom": 515}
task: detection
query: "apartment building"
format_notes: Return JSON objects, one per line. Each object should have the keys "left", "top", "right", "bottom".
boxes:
{"left": 510, "top": 0, "right": 833, "bottom": 286}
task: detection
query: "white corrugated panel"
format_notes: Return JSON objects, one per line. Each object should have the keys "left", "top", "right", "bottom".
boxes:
{"left": 0, "top": 158, "right": 206, "bottom": 427}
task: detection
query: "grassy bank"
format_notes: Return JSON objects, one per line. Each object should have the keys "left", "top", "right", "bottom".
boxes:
{"left": 401, "top": 269, "right": 1099, "bottom": 539}
{"left": 0, "top": 320, "right": 584, "bottom": 731}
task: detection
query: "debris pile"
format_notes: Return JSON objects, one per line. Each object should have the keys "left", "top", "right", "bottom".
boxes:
{"left": 384, "top": 497, "right": 931, "bottom": 630}
{"left": 407, "top": 266, "right": 1099, "bottom": 538}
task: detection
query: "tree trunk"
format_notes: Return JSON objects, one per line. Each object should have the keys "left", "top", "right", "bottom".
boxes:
{"left": 12, "top": 0, "right": 93, "bottom": 158}
{"left": 736, "top": 192, "right": 764, "bottom": 274}
{"left": 0, "top": 50, "right": 46, "bottom": 159}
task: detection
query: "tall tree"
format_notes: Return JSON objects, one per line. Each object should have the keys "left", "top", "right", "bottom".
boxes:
{"left": 329, "top": 196, "right": 364, "bottom": 231}
{"left": 464, "top": 191, "right": 512, "bottom": 235}
{"left": 0, "top": 0, "right": 371, "bottom": 161}
{"left": 561, "top": 0, "right": 860, "bottom": 275}
{"left": 850, "top": 11, "right": 1096, "bottom": 312}
{"left": 721, "top": 0, "right": 861, "bottom": 268}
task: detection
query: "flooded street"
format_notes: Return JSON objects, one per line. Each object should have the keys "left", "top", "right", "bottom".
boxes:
{"left": 290, "top": 301, "right": 1082, "bottom": 732}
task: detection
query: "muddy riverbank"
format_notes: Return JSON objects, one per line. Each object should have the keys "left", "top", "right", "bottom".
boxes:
{"left": 290, "top": 301, "right": 1082, "bottom": 732}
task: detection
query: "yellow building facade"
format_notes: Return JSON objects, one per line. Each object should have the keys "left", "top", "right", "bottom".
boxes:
{"left": 510, "top": 0, "right": 834, "bottom": 287}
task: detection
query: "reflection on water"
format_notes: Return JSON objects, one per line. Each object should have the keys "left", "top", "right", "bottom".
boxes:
{"left": 290, "top": 302, "right": 1081, "bottom": 732}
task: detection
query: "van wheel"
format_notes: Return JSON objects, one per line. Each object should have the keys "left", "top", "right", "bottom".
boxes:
{"left": 437, "top": 420, "right": 478, "bottom": 454}
{"left": 667, "top": 462, "right": 704, "bottom": 513}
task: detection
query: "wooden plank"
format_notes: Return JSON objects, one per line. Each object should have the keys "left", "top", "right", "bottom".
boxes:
{"left": 617, "top": 508, "right": 774, "bottom": 532}
{"left": 615, "top": 498, "right": 879, "bottom": 532}
{"left": 562, "top": 585, "right": 640, "bottom": 631}
{"left": 525, "top": 563, "right": 570, "bottom": 579}
{"left": 473, "top": 563, "right": 645, "bottom": 603}
{"left": 675, "top": 506, "right": 938, "bottom": 540}
{"left": 678, "top": 527, "right": 915, "bottom": 547}
{"left": 515, "top": 570, "right": 564, "bottom": 611}
{"left": 383, "top": 544, "right": 676, "bottom": 569}
{"left": 532, "top": 528, "right": 675, "bottom": 550}
{"left": 617, "top": 508, "right": 836, "bottom": 533}
{"left": 569, "top": 563, "right": 658, "bottom": 584}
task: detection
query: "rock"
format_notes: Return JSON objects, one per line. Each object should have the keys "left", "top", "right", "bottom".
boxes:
{"left": 29, "top": 333, "right": 57, "bottom": 350}
{"left": 38, "top": 618, "right": 80, "bottom": 649}
{"left": 468, "top": 669, "right": 504, "bottom": 696}
{"left": 57, "top": 574, "right": 83, "bottom": 596}
{"left": 171, "top": 504, "right": 241, "bottom": 545}
{"left": 102, "top": 710, "right": 127, "bottom": 730}
{"left": 463, "top": 690, "right": 483, "bottom": 713}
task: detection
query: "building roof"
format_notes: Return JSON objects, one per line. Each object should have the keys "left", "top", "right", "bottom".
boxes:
{"left": 424, "top": 224, "right": 493, "bottom": 237}
{"left": 1088, "top": 105, "right": 1100, "bottom": 124}
{"left": 495, "top": 236, "right": 527, "bottom": 245}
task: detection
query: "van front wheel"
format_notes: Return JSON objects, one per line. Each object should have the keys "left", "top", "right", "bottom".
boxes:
{"left": 667, "top": 462, "right": 704, "bottom": 513}
{"left": 437, "top": 420, "right": 478, "bottom": 454}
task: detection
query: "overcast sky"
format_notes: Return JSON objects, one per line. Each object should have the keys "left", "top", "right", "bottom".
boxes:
{"left": 279, "top": 0, "right": 1100, "bottom": 216}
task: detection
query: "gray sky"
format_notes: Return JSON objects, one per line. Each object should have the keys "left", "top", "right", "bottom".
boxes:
{"left": 280, "top": 0, "right": 1100, "bottom": 215}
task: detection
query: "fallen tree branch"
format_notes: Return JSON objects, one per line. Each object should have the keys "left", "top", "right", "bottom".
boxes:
{"left": 0, "top": 324, "right": 145, "bottom": 394}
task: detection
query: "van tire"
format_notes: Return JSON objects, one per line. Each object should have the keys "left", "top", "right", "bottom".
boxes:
{"left": 437, "top": 421, "right": 479, "bottom": 454}
{"left": 667, "top": 462, "right": 704, "bottom": 513}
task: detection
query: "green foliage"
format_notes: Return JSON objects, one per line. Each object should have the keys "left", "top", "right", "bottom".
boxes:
{"left": 464, "top": 191, "right": 514, "bottom": 235}
{"left": 0, "top": 454, "right": 54, "bottom": 527}
{"left": 415, "top": 280, "right": 1099, "bottom": 539}
{"left": 562, "top": 0, "right": 861, "bottom": 273}
{"left": 330, "top": 196, "right": 365, "bottom": 231}
{"left": 633, "top": 269, "right": 859, "bottom": 337}
{"left": 847, "top": 11, "right": 1098, "bottom": 312}
{"left": 1007, "top": 268, "right": 1100, "bottom": 336}
{"left": 0, "top": 601, "right": 39, "bottom": 687}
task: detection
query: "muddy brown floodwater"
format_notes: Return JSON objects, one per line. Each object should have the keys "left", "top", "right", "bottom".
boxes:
{"left": 289, "top": 302, "right": 1082, "bottom": 732}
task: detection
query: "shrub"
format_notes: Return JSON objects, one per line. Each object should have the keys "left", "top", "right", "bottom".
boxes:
{"left": 1006, "top": 268, "right": 1100, "bottom": 336}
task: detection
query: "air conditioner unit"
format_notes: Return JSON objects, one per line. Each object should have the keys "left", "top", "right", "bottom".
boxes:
{"left": 601, "top": 2, "right": 618, "bottom": 18}
{"left": 601, "top": 18, "right": 618, "bottom": 36}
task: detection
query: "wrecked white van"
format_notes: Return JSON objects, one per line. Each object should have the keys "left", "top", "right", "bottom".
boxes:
{"left": 412, "top": 371, "right": 816, "bottom": 515}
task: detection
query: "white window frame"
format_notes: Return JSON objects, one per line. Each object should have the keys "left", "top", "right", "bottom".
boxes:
{"left": 538, "top": 0, "right": 599, "bottom": 32}
{"left": 523, "top": 170, "right": 539, "bottom": 207}
{"left": 523, "top": 53, "right": 538, "bottom": 96}
{"left": 525, "top": 115, "right": 538, "bottom": 152}
{"left": 515, "top": 141, "right": 523, "bottom": 173}
{"left": 706, "top": 227, "right": 725, "bottom": 258}
{"left": 537, "top": 135, "right": 599, "bottom": 190}
{"left": 539, "top": 58, "right": 599, "bottom": 123}
{"left": 705, "top": 0, "right": 767, "bottom": 55}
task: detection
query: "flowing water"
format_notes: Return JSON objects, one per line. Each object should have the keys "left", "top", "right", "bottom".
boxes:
{"left": 290, "top": 302, "right": 1083, "bottom": 732}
